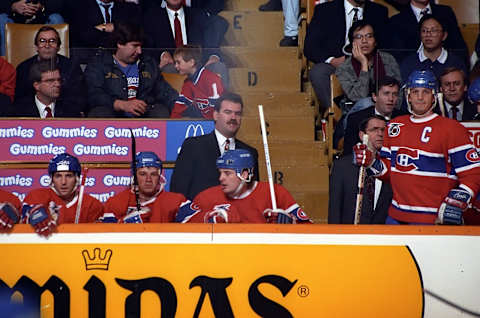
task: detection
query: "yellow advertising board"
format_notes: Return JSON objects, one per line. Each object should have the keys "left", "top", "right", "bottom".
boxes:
{"left": 1, "top": 239, "right": 423, "bottom": 317}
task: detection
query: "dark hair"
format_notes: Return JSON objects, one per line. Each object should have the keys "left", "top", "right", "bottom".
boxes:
{"left": 34, "top": 25, "right": 61, "bottom": 47}
{"left": 29, "top": 60, "right": 60, "bottom": 83}
{"left": 370, "top": 76, "right": 400, "bottom": 95}
{"left": 174, "top": 45, "right": 202, "bottom": 67}
{"left": 358, "top": 115, "right": 387, "bottom": 133}
{"left": 214, "top": 92, "right": 244, "bottom": 112}
{"left": 110, "top": 22, "right": 144, "bottom": 48}
{"left": 418, "top": 14, "right": 447, "bottom": 34}
{"left": 348, "top": 20, "right": 375, "bottom": 46}
{"left": 439, "top": 67, "right": 468, "bottom": 85}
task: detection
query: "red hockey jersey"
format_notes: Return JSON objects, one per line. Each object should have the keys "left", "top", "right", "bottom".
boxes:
{"left": 176, "top": 181, "right": 310, "bottom": 223}
{"left": 22, "top": 188, "right": 104, "bottom": 224}
{"left": 0, "top": 189, "right": 21, "bottom": 212}
{"left": 104, "top": 189, "right": 187, "bottom": 222}
{"left": 170, "top": 67, "right": 224, "bottom": 119}
{"left": 378, "top": 113, "right": 480, "bottom": 224}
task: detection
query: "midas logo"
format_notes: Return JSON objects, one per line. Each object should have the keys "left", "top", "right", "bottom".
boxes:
{"left": 0, "top": 274, "right": 297, "bottom": 317}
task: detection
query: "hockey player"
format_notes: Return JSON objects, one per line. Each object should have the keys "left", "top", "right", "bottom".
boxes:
{"left": 0, "top": 189, "right": 22, "bottom": 231}
{"left": 176, "top": 149, "right": 311, "bottom": 223}
{"left": 354, "top": 70, "right": 480, "bottom": 224}
{"left": 170, "top": 45, "right": 225, "bottom": 119}
{"left": 101, "top": 152, "right": 187, "bottom": 223}
{"left": 21, "top": 153, "right": 104, "bottom": 236}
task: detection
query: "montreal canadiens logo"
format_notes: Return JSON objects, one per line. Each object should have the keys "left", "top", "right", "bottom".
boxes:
{"left": 388, "top": 123, "right": 403, "bottom": 137}
{"left": 465, "top": 149, "right": 480, "bottom": 163}
{"left": 395, "top": 147, "right": 419, "bottom": 172}
{"left": 295, "top": 208, "right": 309, "bottom": 221}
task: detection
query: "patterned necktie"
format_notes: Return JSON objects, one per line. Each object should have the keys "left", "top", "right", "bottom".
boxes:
{"left": 352, "top": 8, "right": 359, "bottom": 23}
{"left": 45, "top": 106, "right": 53, "bottom": 118}
{"left": 451, "top": 106, "right": 458, "bottom": 120}
{"left": 174, "top": 12, "right": 184, "bottom": 47}
{"left": 420, "top": 8, "right": 429, "bottom": 18}
{"left": 102, "top": 4, "right": 111, "bottom": 23}
{"left": 224, "top": 138, "right": 230, "bottom": 153}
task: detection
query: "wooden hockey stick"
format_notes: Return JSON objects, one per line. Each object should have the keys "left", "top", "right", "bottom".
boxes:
{"left": 74, "top": 167, "right": 88, "bottom": 224}
{"left": 437, "top": 92, "right": 446, "bottom": 117}
{"left": 354, "top": 134, "right": 369, "bottom": 225}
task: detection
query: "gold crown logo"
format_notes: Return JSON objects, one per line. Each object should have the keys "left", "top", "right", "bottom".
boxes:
{"left": 82, "top": 248, "right": 113, "bottom": 271}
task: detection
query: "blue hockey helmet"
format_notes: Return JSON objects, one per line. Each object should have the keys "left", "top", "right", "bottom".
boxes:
{"left": 48, "top": 153, "right": 81, "bottom": 176}
{"left": 468, "top": 77, "right": 480, "bottom": 103}
{"left": 133, "top": 151, "right": 162, "bottom": 172}
{"left": 406, "top": 70, "right": 438, "bottom": 91}
{"left": 216, "top": 149, "right": 254, "bottom": 182}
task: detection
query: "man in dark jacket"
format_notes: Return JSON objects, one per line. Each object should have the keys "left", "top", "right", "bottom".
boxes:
{"left": 84, "top": 22, "right": 178, "bottom": 118}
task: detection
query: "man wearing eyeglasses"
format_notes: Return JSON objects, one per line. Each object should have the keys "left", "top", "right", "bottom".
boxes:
{"left": 7, "top": 60, "right": 83, "bottom": 117}
{"left": 14, "top": 26, "right": 87, "bottom": 115}
{"left": 400, "top": 14, "right": 467, "bottom": 84}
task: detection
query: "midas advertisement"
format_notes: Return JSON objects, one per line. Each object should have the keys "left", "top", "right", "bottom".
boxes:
{"left": 0, "top": 242, "right": 422, "bottom": 317}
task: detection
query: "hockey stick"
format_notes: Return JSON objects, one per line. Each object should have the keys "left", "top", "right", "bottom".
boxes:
{"left": 437, "top": 92, "right": 446, "bottom": 117}
{"left": 74, "top": 167, "right": 88, "bottom": 224}
{"left": 129, "top": 128, "right": 141, "bottom": 212}
{"left": 259, "top": 105, "right": 289, "bottom": 223}
{"left": 353, "top": 134, "right": 369, "bottom": 225}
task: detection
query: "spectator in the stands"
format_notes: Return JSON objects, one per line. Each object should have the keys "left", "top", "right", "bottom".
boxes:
{"left": 342, "top": 76, "right": 404, "bottom": 155}
{"left": 170, "top": 45, "right": 225, "bottom": 119}
{"left": 303, "top": 0, "right": 388, "bottom": 114}
{"left": 0, "top": 57, "right": 16, "bottom": 115}
{"left": 65, "top": 0, "right": 141, "bottom": 59}
{"left": 84, "top": 22, "right": 178, "bottom": 118}
{"left": 143, "top": 0, "right": 228, "bottom": 85}
{"left": 439, "top": 67, "right": 477, "bottom": 121}
{"left": 387, "top": 0, "right": 468, "bottom": 64}
{"left": 335, "top": 21, "right": 401, "bottom": 108}
{"left": 400, "top": 14, "right": 467, "bottom": 83}
{"left": 8, "top": 60, "right": 83, "bottom": 117}
{"left": 0, "top": 0, "right": 64, "bottom": 56}
{"left": 15, "top": 26, "right": 87, "bottom": 115}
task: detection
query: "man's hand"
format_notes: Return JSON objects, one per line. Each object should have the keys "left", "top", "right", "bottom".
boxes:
{"left": 352, "top": 42, "right": 369, "bottom": 71}
{"left": 330, "top": 56, "right": 346, "bottom": 68}
{"left": 94, "top": 23, "right": 114, "bottom": 32}
{"left": 0, "top": 203, "right": 19, "bottom": 230}
{"left": 28, "top": 206, "right": 57, "bottom": 237}
{"left": 437, "top": 188, "right": 472, "bottom": 225}
{"left": 11, "top": 0, "right": 41, "bottom": 16}
{"left": 353, "top": 143, "right": 375, "bottom": 167}
{"left": 263, "top": 208, "right": 294, "bottom": 224}
{"left": 114, "top": 99, "right": 147, "bottom": 116}
{"left": 160, "top": 52, "right": 174, "bottom": 68}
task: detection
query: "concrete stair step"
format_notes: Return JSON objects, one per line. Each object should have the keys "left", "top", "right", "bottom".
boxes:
{"left": 238, "top": 115, "right": 314, "bottom": 141}
{"left": 257, "top": 164, "right": 329, "bottom": 192}
{"left": 240, "top": 92, "right": 313, "bottom": 117}
{"left": 251, "top": 140, "right": 328, "bottom": 166}
{"left": 291, "top": 190, "right": 328, "bottom": 224}
{"left": 220, "top": 11, "right": 284, "bottom": 47}
{"left": 225, "top": 0, "right": 266, "bottom": 11}
{"left": 221, "top": 46, "right": 299, "bottom": 68}
{"left": 229, "top": 66, "right": 301, "bottom": 92}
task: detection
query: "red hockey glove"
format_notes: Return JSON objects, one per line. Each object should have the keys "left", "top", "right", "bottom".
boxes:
{"left": 437, "top": 188, "right": 472, "bottom": 225}
{"left": 28, "top": 205, "right": 57, "bottom": 237}
{"left": 0, "top": 202, "right": 20, "bottom": 230}
{"left": 353, "top": 143, "right": 374, "bottom": 167}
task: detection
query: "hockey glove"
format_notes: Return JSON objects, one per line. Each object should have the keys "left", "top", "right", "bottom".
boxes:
{"left": 28, "top": 205, "right": 57, "bottom": 237}
{"left": 97, "top": 213, "right": 119, "bottom": 223}
{"left": 353, "top": 143, "right": 375, "bottom": 167}
{"left": 204, "top": 205, "right": 240, "bottom": 223}
{"left": 263, "top": 209, "right": 294, "bottom": 224}
{"left": 122, "top": 207, "right": 151, "bottom": 224}
{"left": 437, "top": 188, "right": 472, "bottom": 225}
{"left": 0, "top": 202, "right": 20, "bottom": 230}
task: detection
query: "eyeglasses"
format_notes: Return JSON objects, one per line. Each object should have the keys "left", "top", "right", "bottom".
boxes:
{"left": 353, "top": 33, "right": 374, "bottom": 41}
{"left": 421, "top": 28, "right": 442, "bottom": 36}
{"left": 38, "top": 38, "right": 58, "bottom": 46}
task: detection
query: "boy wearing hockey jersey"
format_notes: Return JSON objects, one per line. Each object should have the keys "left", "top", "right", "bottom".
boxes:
{"left": 354, "top": 70, "right": 480, "bottom": 224}
{"left": 176, "top": 149, "right": 311, "bottom": 224}
{"left": 101, "top": 152, "right": 187, "bottom": 223}
{"left": 170, "top": 45, "right": 224, "bottom": 119}
{"left": 21, "top": 153, "right": 104, "bottom": 236}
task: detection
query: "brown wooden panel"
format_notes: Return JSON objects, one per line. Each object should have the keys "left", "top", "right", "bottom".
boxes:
{"left": 460, "top": 24, "right": 479, "bottom": 56}
{"left": 225, "top": 0, "right": 270, "bottom": 11}
{"left": 437, "top": 0, "right": 479, "bottom": 24}
{"left": 229, "top": 66, "right": 301, "bottom": 92}
{"left": 240, "top": 92, "right": 313, "bottom": 117}
{"left": 238, "top": 115, "right": 314, "bottom": 141}
{"left": 221, "top": 46, "right": 299, "bottom": 68}
{"left": 291, "top": 190, "right": 329, "bottom": 223}
{"left": 257, "top": 165, "right": 329, "bottom": 191}
{"left": 251, "top": 140, "right": 328, "bottom": 166}
{"left": 220, "top": 11, "right": 284, "bottom": 47}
